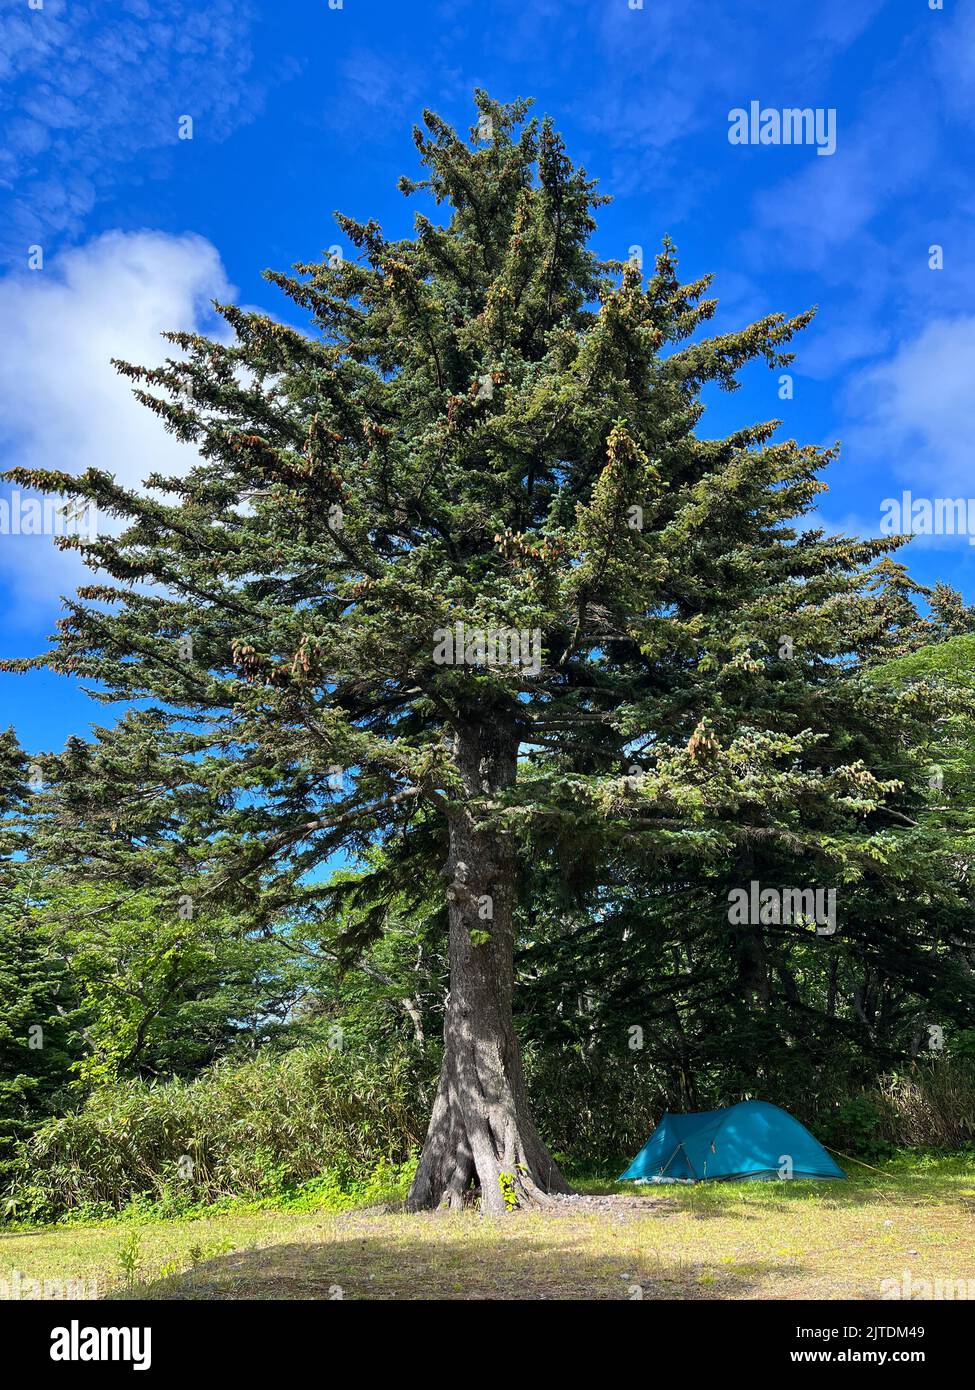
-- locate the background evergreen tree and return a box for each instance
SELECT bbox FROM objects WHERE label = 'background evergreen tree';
[0,730,77,1181]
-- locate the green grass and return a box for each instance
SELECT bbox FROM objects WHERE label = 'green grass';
[2,1153,973,1301]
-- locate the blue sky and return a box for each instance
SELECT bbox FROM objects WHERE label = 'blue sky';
[1,0,973,754]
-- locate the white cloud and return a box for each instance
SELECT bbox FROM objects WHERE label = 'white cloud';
[0,229,234,618]
[845,316,975,493]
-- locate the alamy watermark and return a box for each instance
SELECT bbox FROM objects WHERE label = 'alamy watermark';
[50,1320,151,1369]
[880,492,975,546]
[432,622,542,677]
[1,1269,100,1300]
[728,102,836,157]
[728,881,837,935]
[0,490,99,539]
[881,1268,975,1300]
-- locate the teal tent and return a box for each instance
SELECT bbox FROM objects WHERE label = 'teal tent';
[619,1100,845,1183]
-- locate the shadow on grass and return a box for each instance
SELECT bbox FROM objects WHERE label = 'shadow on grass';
[586,1172,975,1219]
[123,1220,807,1302]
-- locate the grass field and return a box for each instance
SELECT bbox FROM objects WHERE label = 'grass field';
[3,1155,974,1301]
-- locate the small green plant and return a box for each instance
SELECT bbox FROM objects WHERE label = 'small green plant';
[116,1227,143,1285]
[188,1237,235,1264]
[498,1171,519,1211]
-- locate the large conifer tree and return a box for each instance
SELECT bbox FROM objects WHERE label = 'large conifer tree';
[5,95,948,1211]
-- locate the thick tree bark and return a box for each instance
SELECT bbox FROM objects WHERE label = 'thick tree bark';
[407,717,571,1214]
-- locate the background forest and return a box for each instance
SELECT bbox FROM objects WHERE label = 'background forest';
[3,589,975,1221]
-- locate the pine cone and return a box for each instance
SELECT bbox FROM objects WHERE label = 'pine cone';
[687,719,720,762]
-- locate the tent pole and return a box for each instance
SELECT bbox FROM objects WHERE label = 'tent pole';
[660,1141,683,1177]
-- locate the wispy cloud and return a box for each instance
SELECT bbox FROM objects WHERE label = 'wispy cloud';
[0,0,270,265]
[576,0,891,200]
[742,3,971,380]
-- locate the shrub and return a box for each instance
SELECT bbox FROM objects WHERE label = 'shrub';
[873,1059,975,1150]
[813,1094,891,1158]
[3,1044,431,1223]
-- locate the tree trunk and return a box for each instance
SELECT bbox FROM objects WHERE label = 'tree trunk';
[407,717,571,1214]
[732,853,771,1010]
